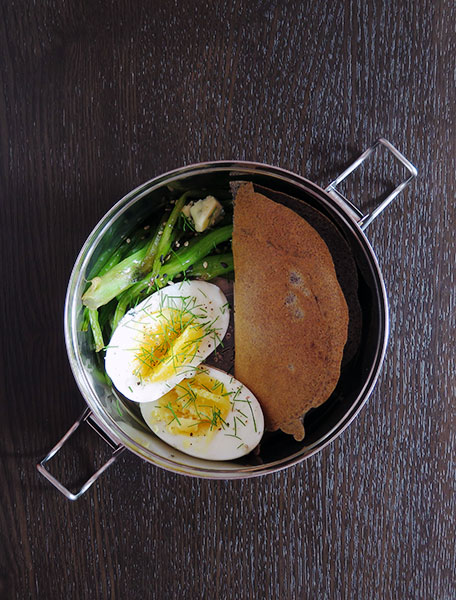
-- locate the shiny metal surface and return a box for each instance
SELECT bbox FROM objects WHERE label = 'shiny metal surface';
[325,138,418,230]
[39,141,417,494]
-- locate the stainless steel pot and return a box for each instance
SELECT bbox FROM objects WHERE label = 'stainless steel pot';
[37,138,417,499]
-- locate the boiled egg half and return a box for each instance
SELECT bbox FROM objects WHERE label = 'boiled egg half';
[105,280,230,403]
[140,365,264,460]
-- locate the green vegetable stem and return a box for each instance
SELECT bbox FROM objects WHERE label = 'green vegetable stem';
[82,246,147,310]
[148,191,193,275]
[185,253,234,280]
[82,191,197,311]
[88,308,105,352]
[111,224,233,330]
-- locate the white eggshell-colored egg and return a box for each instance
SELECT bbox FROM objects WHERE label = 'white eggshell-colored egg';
[105,280,230,403]
[140,365,264,461]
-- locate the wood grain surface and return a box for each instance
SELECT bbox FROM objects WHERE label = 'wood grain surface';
[1,1,455,598]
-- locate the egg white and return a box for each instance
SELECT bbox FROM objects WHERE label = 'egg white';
[139,365,264,461]
[105,280,230,403]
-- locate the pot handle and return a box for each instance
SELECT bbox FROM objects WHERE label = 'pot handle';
[36,408,125,501]
[325,138,417,231]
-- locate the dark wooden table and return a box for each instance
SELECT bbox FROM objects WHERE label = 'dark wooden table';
[1,1,454,598]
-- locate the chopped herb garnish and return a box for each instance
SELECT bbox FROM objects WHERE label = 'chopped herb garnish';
[165,402,181,426]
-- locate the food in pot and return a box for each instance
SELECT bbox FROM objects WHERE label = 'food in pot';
[105,280,230,403]
[82,179,350,458]
[232,182,349,441]
[81,190,234,352]
[140,365,264,460]
[80,189,264,462]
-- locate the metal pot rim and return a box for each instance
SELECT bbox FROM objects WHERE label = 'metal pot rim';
[65,159,389,477]
[38,140,417,499]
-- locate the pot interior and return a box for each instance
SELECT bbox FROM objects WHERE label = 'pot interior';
[66,163,387,478]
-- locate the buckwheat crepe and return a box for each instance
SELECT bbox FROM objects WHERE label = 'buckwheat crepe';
[232,182,349,441]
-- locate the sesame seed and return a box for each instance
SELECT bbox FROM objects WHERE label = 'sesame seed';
[184,241,189,247]
[203,261,208,269]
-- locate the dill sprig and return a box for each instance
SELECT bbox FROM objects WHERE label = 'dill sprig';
[165,402,182,426]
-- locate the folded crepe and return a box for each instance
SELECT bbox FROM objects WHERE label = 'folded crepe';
[232,182,349,441]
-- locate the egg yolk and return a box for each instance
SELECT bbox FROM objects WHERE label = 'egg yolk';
[133,308,205,383]
[149,372,231,440]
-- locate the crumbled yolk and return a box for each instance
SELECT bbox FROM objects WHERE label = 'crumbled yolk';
[150,372,231,439]
[134,308,204,382]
